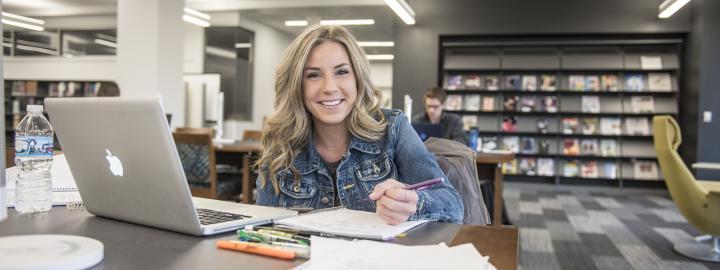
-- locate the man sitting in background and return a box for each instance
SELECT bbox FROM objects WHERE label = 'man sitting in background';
[412,87,468,145]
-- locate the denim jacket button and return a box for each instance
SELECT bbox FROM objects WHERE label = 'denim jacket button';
[293,185,301,193]
[321,197,330,204]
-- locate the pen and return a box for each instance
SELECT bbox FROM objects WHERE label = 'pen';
[246,225,336,238]
[216,240,296,260]
[238,229,309,245]
[258,229,311,243]
[361,177,445,202]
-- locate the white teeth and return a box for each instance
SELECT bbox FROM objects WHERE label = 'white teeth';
[319,99,342,106]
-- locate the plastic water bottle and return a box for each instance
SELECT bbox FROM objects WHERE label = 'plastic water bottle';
[14,104,54,214]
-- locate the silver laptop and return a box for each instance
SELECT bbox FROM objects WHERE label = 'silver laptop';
[45,97,296,236]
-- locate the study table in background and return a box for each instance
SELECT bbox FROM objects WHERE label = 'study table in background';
[215,140,263,203]
[475,152,516,226]
[0,207,519,270]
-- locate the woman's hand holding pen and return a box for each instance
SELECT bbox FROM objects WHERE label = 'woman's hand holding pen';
[369,179,418,225]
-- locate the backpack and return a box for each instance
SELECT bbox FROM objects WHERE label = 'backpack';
[424,137,491,224]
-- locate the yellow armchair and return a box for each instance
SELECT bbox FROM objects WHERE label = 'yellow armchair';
[653,115,720,262]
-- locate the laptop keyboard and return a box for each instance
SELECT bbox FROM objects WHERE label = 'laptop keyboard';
[196,208,252,225]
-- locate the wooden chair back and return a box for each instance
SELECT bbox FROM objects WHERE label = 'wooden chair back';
[242,130,263,142]
[172,132,218,199]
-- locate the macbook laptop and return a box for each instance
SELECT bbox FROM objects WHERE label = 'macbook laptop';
[412,123,443,141]
[45,97,297,236]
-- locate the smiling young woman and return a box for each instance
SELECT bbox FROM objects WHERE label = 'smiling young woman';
[255,24,464,225]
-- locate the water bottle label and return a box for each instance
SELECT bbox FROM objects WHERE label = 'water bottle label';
[15,136,54,157]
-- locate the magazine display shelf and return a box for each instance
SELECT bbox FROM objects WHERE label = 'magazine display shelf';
[439,35,682,187]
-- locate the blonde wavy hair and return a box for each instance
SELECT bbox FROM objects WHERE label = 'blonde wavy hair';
[257,24,387,194]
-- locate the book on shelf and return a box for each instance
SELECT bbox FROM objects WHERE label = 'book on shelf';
[538,139,552,154]
[521,137,537,154]
[502,159,518,175]
[479,136,498,152]
[600,139,618,157]
[581,117,598,135]
[537,158,555,176]
[519,96,536,112]
[48,82,60,97]
[625,117,651,135]
[11,81,26,96]
[563,160,579,177]
[539,96,557,112]
[11,100,21,114]
[580,139,598,156]
[485,75,499,90]
[464,75,482,89]
[601,75,619,91]
[502,136,520,153]
[463,94,481,111]
[503,95,518,111]
[522,75,537,91]
[647,73,672,91]
[581,96,601,113]
[461,115,478,131]
[446,74,463,90]
[633,160,659,180]
[501,116,518,132]
[602,162,617,179]
[585,76,600,92]
[631,96,655,113]
[536,119,550,134]
[25,81,38,96]
[504,74,521,90]
[562,117,579,134]
[563,139,580,156]
[581,161,599,178]
[482,96,495,111]
[569,75,586,91]
[600,117,622,135]
[519,158,537,176]
[445,95,463,111]
[57,82,67,97]
[540,75,557,91]
[624,74,645,91]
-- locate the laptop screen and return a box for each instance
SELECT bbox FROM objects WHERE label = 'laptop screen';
[412,123,442,141]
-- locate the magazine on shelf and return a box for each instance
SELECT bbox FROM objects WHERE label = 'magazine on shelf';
[521,137,538,154]
[569,75,586,91]
[519,158,538,176]
[445,95,463,111]
[519,96,536,112]
[540,75,557,91]
[539,96,557,112]
[25,81,38,96]
[562,117,579,134]
[624,74,645,91]
[502,160,518,174]
[502,116,518,132]
[604,162,618,179]
[600,117,622,135]
[581,96,601,113]
[581,161,599,178]
[536,119,550,134]
[11,81,26,96]
[537,158,555,176]
[640,56,663,70]
[585,76,600,92]
[464,75,482,89]
[446,74,463,90]
[563,139,580,156]
[631,96,655,113]
[463,94,481,111]
[485,75,500,90]
[522,75,537,91]
[538,139,552,154]
[581,117,599,135]
[563,160,579,177]
[647,73,672,91]
[503,96,518,111]
[462,115,478,131]
[502,136,520,153]
[601,75,619,91]
[633,160,659,180]
[580,139,598,156]
[482,96,495,111]
[600,139,618,157]
[625,117,651,135]
[504,74,521,90]
[479,136,498,152]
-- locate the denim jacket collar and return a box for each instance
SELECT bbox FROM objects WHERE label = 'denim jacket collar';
[293,131,382,174]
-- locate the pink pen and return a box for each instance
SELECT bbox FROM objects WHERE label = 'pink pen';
[362,178,444,202]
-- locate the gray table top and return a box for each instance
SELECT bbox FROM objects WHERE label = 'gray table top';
[0,207,461,270]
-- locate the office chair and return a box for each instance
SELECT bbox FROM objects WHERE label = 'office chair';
[653,115,720,262]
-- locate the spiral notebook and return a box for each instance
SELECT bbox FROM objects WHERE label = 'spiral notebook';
[274,207,429,240]
[4,154,82,207]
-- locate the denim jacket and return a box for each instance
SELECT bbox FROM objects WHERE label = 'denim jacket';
[256,109,464,223]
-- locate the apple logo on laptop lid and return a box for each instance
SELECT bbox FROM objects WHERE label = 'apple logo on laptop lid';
[105,149,124,176]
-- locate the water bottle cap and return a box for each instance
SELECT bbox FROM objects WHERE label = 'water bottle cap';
[27,104,44,112]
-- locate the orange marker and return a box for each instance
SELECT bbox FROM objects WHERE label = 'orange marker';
[216,240,296,260]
